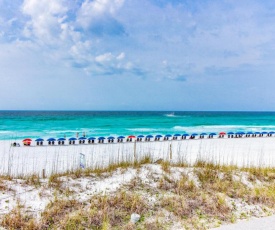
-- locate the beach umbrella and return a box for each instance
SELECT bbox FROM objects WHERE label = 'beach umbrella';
[209,133,217,135]
[219,132,226,135]
[174,134,181,137]
[35,138,44,142]
[57,138,66,141]
[118,136,125,139]
[128,135,136,138]
[47,138,56,141]
[182,134,189,136]
[156,135,163,138]
[191,133,198,136]
[23,138,32,145]
[261,131,268,134]
[88,137,96,140]
[269,131,275,134]
[146,135,154,138]
[165,134,172,137]
[23,138,32,142]
[78,137,87,140]
[254,132,260,135]
[107,136,115,140]
[69,137,77,141]
[137,135,144,138]
[98,137,105,140]
[227,132,234,135]
[246,132,254,135]
[200,133,207,136]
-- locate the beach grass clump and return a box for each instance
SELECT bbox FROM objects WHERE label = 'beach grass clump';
[25,174,41,187]
[1,205,38,229]
[39,190,148,229]
[40,198,82,229]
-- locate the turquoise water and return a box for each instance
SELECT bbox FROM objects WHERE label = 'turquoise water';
[1,111,275,140]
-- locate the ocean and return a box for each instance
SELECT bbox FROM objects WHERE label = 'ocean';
[1,111,275,140]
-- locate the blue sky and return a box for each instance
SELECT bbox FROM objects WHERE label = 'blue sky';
[0,0,275,110]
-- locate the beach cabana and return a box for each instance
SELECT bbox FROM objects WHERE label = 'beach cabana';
[173,134,181,140]
[208,133,216,138]
[190,133,198,139]
[88,137,96,144]
[137,135,144,142]
[117,136,125,143]
[98,137,105,143]
[268,131,275,137]
[107,136,115,143]
[227,132,234,138]
[246,132,253,137]
[35,138,44,146]
[127,135,136,142]
[164,134,172,140]
[199,133,207,139]
[57,138,66,145]
[47,138,56,145]
[69,137,77,145]
[23,138,32,146]
[145,135,153,141]
[219,132,226,138]
[261,131,268,137]
[78,137,86,144]
[181,134,189,140]
[235,132,245,138]
[155,135,162,141]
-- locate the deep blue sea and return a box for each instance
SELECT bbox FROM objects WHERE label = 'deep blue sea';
[1,111,275,140]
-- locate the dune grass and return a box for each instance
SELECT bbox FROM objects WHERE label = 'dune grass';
[1,156,275,229]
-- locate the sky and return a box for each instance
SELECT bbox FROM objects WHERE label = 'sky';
[0,0,275,111]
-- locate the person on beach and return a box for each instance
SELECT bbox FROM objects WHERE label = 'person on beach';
[76,132,79,138]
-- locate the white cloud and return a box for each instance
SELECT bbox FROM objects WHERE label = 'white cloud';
[116,52,125,60]
[95,52,114,62]
[22,0,68,44]
[77,0,125,28]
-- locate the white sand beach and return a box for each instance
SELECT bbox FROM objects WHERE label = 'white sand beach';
[2,136,275,177]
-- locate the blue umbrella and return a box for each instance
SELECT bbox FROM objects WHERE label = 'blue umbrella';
[146,135,154,138]
[269,131,275,134]
[69,137,77,141]
[35,138,44,142]
[107,136,115,140]
[118,136,125,139]
[58,138,66,141]
[261,131,268,134]
[88,137,96,140]
[137,135,144,138]
[174,134,181,137]
[156,135,163,138]
[78,137,87,140]
[47,138,56,141]
[200,133,207,136]
[227,132,234,135]
[254,132,260,134]
[165,134,172,137]
[182,134,189,136]
[209,133,217,135]
[98,137,105,140]
[246,132,254,135]
[191,133,198,136]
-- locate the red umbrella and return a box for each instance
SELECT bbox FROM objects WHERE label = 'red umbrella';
[128,135,136,138]
[23,138,32,142]
[219,132,226,135]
